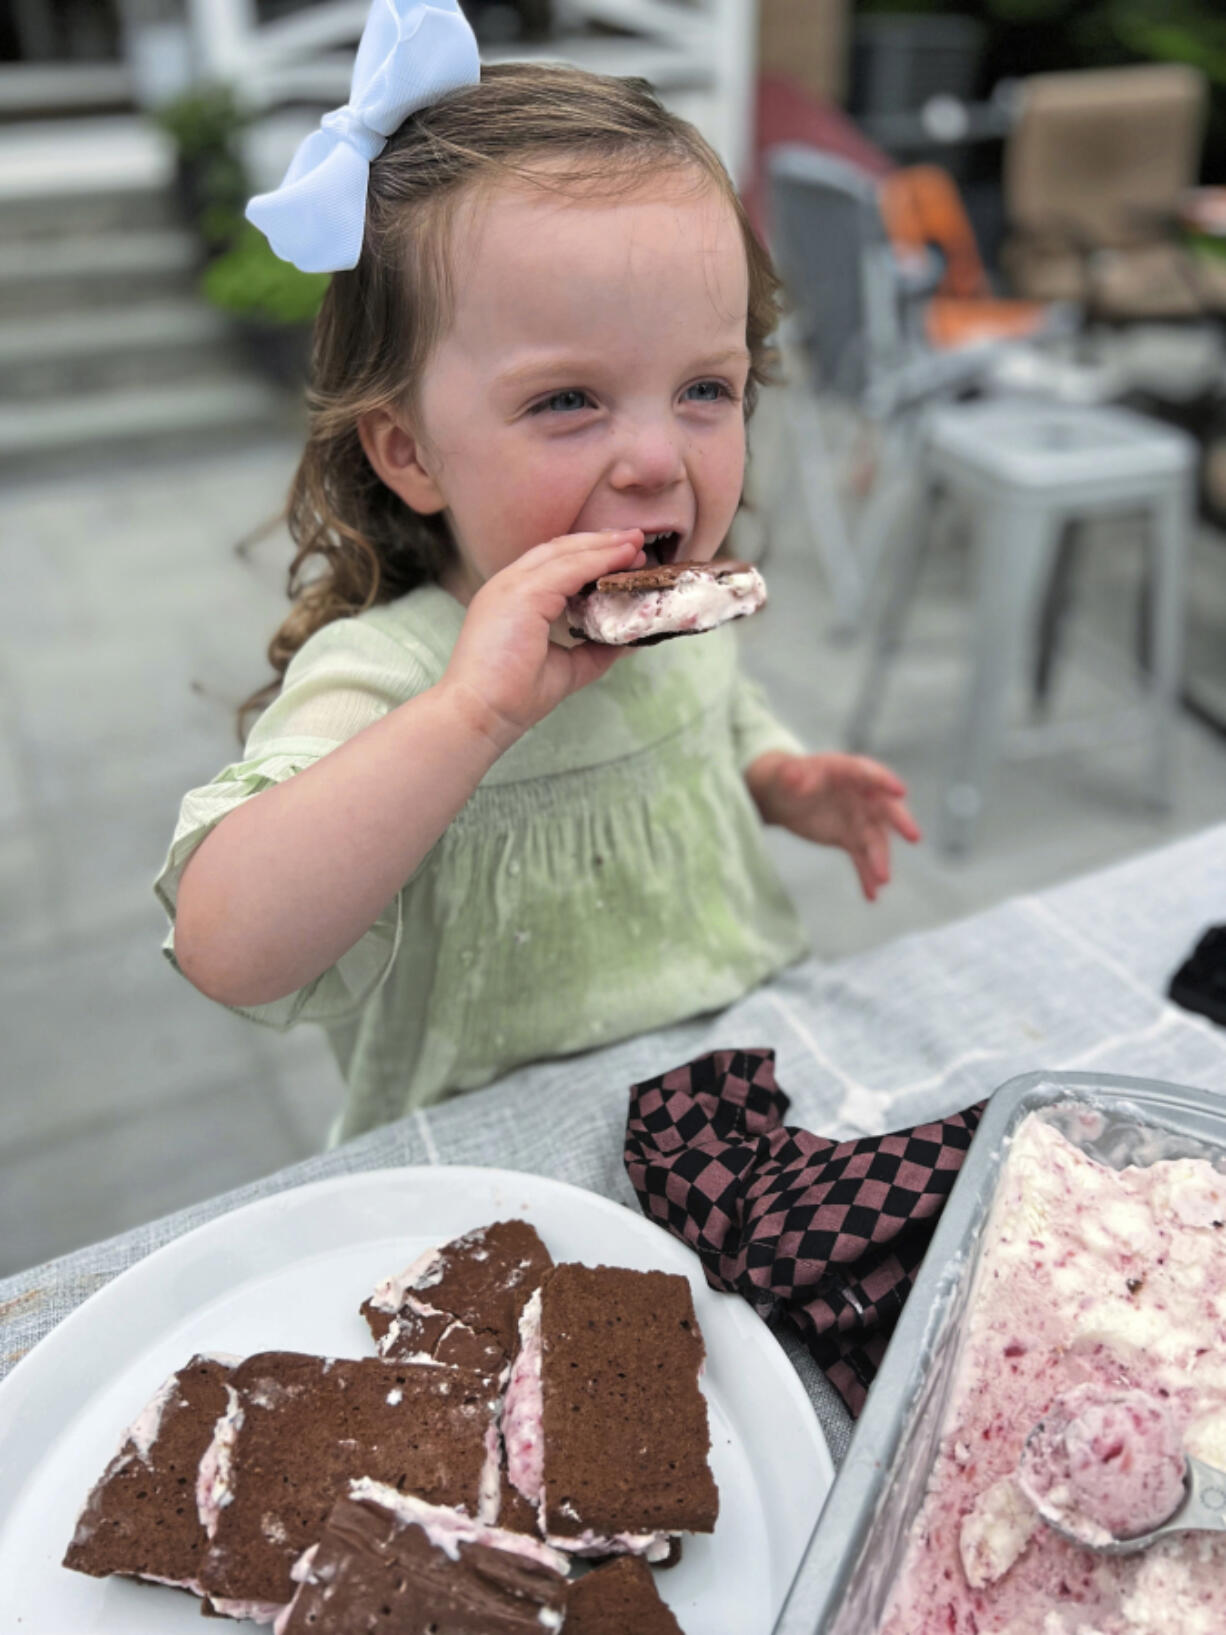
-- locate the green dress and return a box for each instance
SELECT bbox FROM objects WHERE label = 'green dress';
[155,584,809,1143]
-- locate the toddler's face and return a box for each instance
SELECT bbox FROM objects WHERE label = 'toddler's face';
[409,169,752,602]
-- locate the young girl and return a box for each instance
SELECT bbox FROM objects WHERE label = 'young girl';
[157,13,919,1145]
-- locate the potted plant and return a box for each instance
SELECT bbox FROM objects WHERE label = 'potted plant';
[200,223,331,388]
[153,83,250,258]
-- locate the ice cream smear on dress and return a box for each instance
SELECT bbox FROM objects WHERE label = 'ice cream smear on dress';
[567,560,766,646]
[878,1111,1226,1634]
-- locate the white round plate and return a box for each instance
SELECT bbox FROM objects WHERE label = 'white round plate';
[0,1167,832,1635]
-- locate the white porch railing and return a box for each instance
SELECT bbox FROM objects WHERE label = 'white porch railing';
[184,0,758,185]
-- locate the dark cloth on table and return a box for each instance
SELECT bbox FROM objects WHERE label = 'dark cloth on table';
[1169,924,1226,1028]
[624,1048,984,1415]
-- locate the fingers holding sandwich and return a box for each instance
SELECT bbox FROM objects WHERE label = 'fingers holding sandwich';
[442,531,646,749]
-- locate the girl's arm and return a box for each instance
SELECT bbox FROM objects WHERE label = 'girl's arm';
[174,530,644,1008]
[729,667,805,770]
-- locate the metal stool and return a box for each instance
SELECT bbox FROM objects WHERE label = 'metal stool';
[846,400,1196,854]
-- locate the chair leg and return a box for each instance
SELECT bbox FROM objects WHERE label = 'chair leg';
[1144,478,1189,808]
[853,423,924,629]
[788,389,866,636]
[745,386,793,562]
[844,482,938,753]
[1032,519,1081,713]
[1135,531,1152,679]
[941,500,1061,856]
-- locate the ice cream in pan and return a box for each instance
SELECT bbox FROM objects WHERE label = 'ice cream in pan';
[1019,1385,1226,1555]
[1018,1384,1190,1547]
[878,1113,1226,1633]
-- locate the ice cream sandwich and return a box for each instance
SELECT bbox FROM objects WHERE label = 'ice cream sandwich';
[63,1354,236,1600]
[195,1351,502,1620]
[567,560,766,646]
[361,1220,553,1378]
[565,1555,687,1632]
[275,1480,569,1634]
[502,1264,719,1562]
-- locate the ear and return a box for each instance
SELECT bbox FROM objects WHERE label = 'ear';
[358,408,446,515]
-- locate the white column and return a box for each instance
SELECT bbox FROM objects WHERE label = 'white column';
[185,0,258,82]
[705,0,759,189]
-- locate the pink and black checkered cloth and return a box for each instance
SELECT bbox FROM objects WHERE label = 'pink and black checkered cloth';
[624,1048,984,1415]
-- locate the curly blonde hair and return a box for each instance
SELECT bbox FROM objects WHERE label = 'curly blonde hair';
[241,61,784,732]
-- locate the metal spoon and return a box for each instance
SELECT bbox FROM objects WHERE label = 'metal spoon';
[1026,1446,1226,1556]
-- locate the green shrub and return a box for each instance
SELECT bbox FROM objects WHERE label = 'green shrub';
[155,82,251,246]
[153,83,247,162]
[200,223,330,325]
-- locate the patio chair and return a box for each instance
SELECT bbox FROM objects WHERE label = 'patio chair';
[844,399,1195,855]
[878,163,1056,351]
[1002,64,1226,322]
[762,144,1004,632]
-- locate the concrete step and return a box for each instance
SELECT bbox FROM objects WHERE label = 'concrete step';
[0,62,135,120]
[0,299,244,400]
[0,226,200,317]
[0,116,173,225]
[0,180,180,238]
[0,116,289,468]
[0,377,296,478]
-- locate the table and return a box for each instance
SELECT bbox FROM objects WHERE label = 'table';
[4,825,1225,1464]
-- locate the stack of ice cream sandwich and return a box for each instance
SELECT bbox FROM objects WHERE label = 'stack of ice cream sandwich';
[63,1220,716,1632]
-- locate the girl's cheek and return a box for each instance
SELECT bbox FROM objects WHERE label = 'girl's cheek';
[498,489,582,554]
[692,425,745,505]
[504,453,595,529]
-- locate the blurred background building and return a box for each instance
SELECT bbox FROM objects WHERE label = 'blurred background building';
[3,0,1226,1275]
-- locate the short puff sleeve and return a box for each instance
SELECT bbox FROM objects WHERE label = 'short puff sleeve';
[154,612,433,1029]
[730,666,806,771]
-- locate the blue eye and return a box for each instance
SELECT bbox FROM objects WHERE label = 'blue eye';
[532,389,592,415]
[685,380,731,403]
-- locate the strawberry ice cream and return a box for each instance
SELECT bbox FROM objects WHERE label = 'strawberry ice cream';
[566,560,765,645]
[1018,1385,1187,1545]
[878,1112,1226,1634]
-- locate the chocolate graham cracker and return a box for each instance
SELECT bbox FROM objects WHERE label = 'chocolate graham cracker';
[362,1219,553,1376]
[566,1555,687,1633]
[536,1265,718,1548]
[278,1480,570,1634]
[63,1354,234,1594]
[197,1352,500,1615]
[497,1472,547,1539]
[585,559,755,594]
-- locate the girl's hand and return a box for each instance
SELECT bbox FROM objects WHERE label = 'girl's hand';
[441,530,646,751]
[748,751,922,901]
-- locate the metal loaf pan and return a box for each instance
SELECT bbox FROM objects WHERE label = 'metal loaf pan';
[771,1069,1226,1635]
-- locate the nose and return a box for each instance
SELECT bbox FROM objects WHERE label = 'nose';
[607,413,686,494]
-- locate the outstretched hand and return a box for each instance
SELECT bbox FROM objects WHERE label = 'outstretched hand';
[748,751,922,900]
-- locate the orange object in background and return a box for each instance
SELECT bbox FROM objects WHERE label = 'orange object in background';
[879,163,1049,349]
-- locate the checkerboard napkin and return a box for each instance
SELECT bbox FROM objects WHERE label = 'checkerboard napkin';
[624,1048,984,1414]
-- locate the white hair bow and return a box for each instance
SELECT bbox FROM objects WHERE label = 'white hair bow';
[246,0,481,274]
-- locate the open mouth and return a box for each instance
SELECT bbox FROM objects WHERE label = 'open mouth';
[641,530,683,567]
